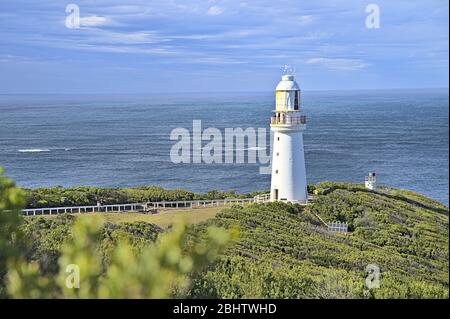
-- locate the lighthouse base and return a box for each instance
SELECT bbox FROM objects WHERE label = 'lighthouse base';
[270,129,308,203]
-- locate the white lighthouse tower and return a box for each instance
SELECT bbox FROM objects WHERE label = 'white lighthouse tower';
[270,74,308,203]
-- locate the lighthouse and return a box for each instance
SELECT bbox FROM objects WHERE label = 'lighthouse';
[270,74,308,203]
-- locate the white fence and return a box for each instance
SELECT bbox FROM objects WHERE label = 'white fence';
[254,193,271,202]
[327,221,349,233]
[21,198,260,217]
[20,193,322,217]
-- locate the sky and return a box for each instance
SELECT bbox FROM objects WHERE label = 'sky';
[0,0,448,94]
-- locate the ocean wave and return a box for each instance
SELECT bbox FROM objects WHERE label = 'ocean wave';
[18,149,51,153]
[18,148,72,153]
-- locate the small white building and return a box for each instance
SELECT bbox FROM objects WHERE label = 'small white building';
[270,74,308,203]
[365,172,377,191]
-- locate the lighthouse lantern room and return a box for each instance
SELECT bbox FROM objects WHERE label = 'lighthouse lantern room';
[270,74,308,203]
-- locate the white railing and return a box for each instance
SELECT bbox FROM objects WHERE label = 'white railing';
[327,221,349,233]
[21,198,257,217]
[254,193,271,202]
[270,112,306,125]
[21,194,317,217]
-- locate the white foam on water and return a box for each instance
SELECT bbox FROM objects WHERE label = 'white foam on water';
[18,147,72,153]
[18,149,51,153]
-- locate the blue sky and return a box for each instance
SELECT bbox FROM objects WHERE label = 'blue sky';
[0,0,448,93]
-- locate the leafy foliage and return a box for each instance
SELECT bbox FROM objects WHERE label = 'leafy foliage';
[23,186,265,209]
[1,166,236,299]
[187,183,449,299]
[8,217,236,298]
[0,168,25,297]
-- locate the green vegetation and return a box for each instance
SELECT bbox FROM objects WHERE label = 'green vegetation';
[8,218,236,298]
[1,166,448,299]
[188,182,448,298]
[23,186,263,209]
[0,169,236,298]
[0,168,25,298]
[80,207,223,228]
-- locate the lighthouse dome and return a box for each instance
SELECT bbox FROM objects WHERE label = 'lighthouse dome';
[276,75,300,91]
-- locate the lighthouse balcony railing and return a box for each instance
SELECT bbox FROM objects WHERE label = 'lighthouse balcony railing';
[270,113,306,125]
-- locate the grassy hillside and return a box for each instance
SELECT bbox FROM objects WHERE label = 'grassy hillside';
[187,182,448,299]
[18,182,449,299]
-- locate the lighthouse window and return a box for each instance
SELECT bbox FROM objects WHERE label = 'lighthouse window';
[275,170,279,174]
[277,137,280,141]
[294,91,299,110]
[276,152,279,156]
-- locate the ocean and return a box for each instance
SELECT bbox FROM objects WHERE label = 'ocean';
[0,89,448,205]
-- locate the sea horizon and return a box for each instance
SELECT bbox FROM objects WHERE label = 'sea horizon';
[1,87,448,97]
[1,89,448,205]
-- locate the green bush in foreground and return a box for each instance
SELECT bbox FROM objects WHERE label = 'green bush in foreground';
[0,167,237,299]
[0,168,25,297]
[8,219,236,298]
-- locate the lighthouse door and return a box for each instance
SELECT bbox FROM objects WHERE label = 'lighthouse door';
[274,189,279,200]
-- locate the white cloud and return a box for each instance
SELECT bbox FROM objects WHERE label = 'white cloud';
[73,44,176,56]
[170,29,260,41]
[207,6,225,16]
[72,28,163,45]
[93,30,160,44]
[297,15,314,26]
[80,16,113,27]
[103,5,149,15]
[306,58,369,70]
[184,56,246,65]
[0,54,33,64]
